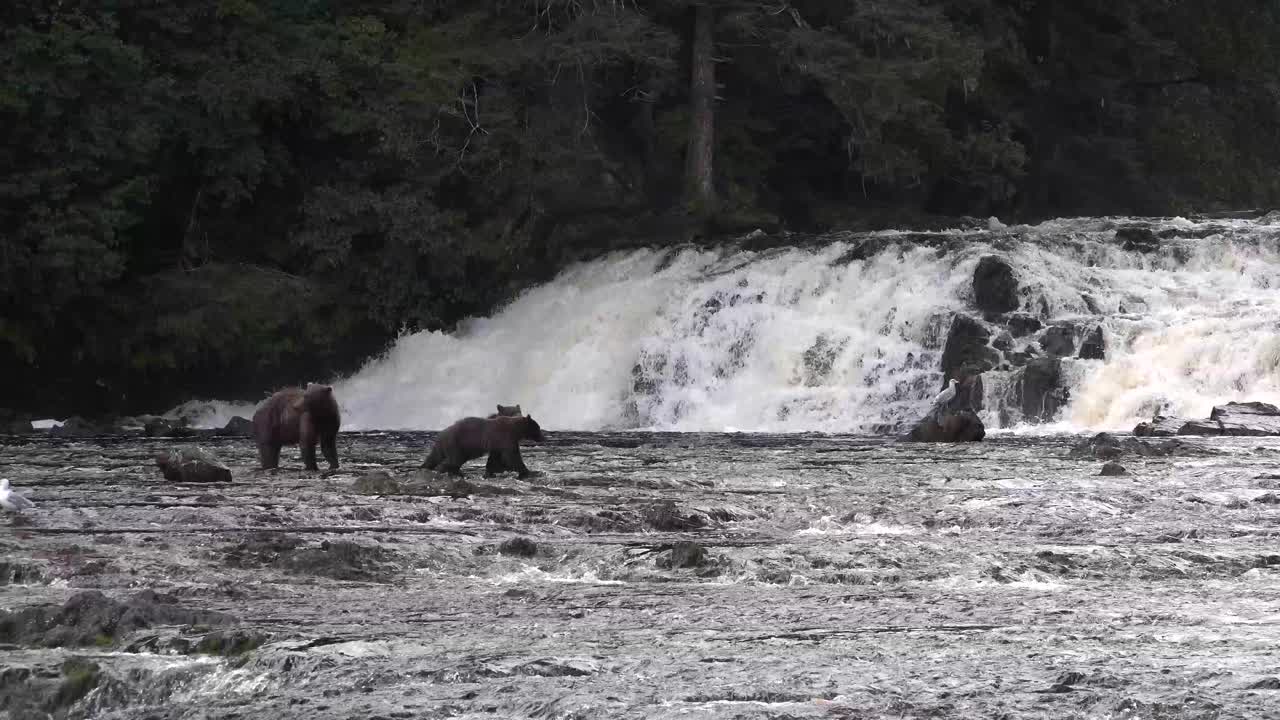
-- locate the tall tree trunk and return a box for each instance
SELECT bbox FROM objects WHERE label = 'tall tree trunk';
[684,3,716,216]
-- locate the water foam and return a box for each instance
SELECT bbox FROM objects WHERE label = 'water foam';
[181,216,1280,433]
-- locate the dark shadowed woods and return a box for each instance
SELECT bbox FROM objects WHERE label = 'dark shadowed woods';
[2,0,1279,416]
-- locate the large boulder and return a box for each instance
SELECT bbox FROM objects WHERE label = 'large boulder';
[1005,313,1043,338]
[1015,357,1069,422]
[1133,415,1186,437]
[1078,326,1106,360]
[1116,226,1160,253]
[1039,325,1076,356]
[903,407,986,443]
[155,447,233,484]
[1211,401,1280,436]
[941,315,1000,382]
[972,256,1019,313]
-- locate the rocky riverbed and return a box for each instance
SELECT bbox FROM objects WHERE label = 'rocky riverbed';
[3,430,1280,719]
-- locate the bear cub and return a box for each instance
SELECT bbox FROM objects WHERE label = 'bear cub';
[252,383,341,471]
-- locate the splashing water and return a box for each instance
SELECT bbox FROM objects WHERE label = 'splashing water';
[180,215,1280,433]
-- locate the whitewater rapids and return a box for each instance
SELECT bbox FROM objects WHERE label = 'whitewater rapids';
[182,215,1280,433]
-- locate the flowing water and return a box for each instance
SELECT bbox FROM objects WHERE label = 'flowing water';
[10,215,1280,718]
[3,431,1280,719]
[173,214,1280,435]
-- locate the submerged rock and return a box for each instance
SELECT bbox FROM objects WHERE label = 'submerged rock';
[0,590,237,648]
[1100,462,1128,476]
[352,471,400,495]
[1116,226,1161,253]
[155,447,232,484]
[499,536,539,557]
[658,542,709,569]
[972,255,1019,313]
[1069,432,1197,459]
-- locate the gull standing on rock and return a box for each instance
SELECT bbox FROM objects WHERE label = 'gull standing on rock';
[932,378,958,409]
[0,478,35,513]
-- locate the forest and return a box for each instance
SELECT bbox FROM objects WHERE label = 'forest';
[2,0,1279,416]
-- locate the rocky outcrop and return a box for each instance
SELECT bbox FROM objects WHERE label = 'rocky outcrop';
[1100,461,1128,476]
[1015,357,1069,422]
[1005,313,1043,337]
[155,447,233,484]
[1039,325,1076,356]
[0,590,237,648]
[903,406,986,442]
[1078,326,1106,360]
[1115,226,1160,253]
[222,416,254,437]
[1068,432,1199,459]
[941,315,1000,381]
[972,255,1019,313]
[1133,401,1280,437]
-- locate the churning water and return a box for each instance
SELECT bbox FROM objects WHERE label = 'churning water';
[181,215,1280,433]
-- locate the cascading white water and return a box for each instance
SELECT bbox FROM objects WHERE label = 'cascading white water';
[181,215,1280,433]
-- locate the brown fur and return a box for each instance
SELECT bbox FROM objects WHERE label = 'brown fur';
[422,415,544,478]
[487,404,522,419]
[252,384,341,470]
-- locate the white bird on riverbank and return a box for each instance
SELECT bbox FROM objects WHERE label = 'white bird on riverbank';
[0,478,35,513]
[932,378,958,409]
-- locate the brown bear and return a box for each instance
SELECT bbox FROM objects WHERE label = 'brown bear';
[488,404,522,419]
[422,414,544,478]
[252,383,341,471]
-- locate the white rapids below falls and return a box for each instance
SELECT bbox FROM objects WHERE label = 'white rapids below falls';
[177,214,1280,434]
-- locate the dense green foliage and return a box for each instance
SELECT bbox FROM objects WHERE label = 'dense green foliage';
[2,0,1278,415]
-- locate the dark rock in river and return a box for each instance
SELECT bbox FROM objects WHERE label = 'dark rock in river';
[1100,462,1128,476]
[49,416,107,437]
[277,540,399,582]
[1133,415,1186,437]
[0,590,237,648]
[1005,313,1043,338]
[941,315,1000,381]
[1069,432,1196,459]
[155,447,232,484]
[1116,226,1161,253]
[144,416,179,437]
[902,401,986,443]
[1015,357,1068,422]
[658,542,708,569]
[1039,325,1076,356]
[221,415,254,437]
[1078,326,1106,360]
[352,471,400,495]
[972,255,1019,313]
[1141,401,1280,437]
[499,537,539,557]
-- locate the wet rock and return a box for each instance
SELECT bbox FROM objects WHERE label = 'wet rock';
[1247,677,1280,690]
[48,416,107,437]
[1210,401,1280,436]
[1069,432,1197,459]
[940,315,1000,381]
[221,416,254,437]
[1039,325,1076,356]
[902,402,986,443]
[352,471,400,495]
[144,416,177,437]
[193,628,268,656]
[1016,357,1069,422]
[499,537,539,557]
[346,506,381,521]
[1254,493,1280,504]
[992,331,1014,351]
[0,409,34,435]
[1116,226,1161,252]
[1133,415,1185,437]
[271,540,399,582]
[1100,462,1128,476]
[0,561,44,585]
[972,255,1019,313]
[401,471,520,498]
[659,542,708,569]
[642,502,709,531]
[1078,326,1106,360]
[223,532,305,569]
[1006,313,1043,338]
[155,447,232,484]
[1177,419,1224,435]
[0,590,237,648]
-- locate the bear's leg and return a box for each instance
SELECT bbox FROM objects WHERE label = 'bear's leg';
[258,442,281,470]
[505,446,533,479]
[300,416,319,471]
[321,431,339,470]
[484,451,503,478]
[422,445,442,470]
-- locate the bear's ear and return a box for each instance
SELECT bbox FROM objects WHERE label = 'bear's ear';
[496,404,503,413]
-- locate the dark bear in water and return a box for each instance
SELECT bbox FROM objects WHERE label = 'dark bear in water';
[423,415,544,478]
[488,404,522,419]
[252,384,341,471]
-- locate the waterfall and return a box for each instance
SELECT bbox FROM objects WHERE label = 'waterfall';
[181,215,1280,433]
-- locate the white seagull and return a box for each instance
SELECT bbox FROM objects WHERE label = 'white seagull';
[0,478,35,513]
[932,378,959,408]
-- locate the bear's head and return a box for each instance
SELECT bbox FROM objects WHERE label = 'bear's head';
[302,383,335,409]
[496,404,522,417]
[523,415,545,442]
